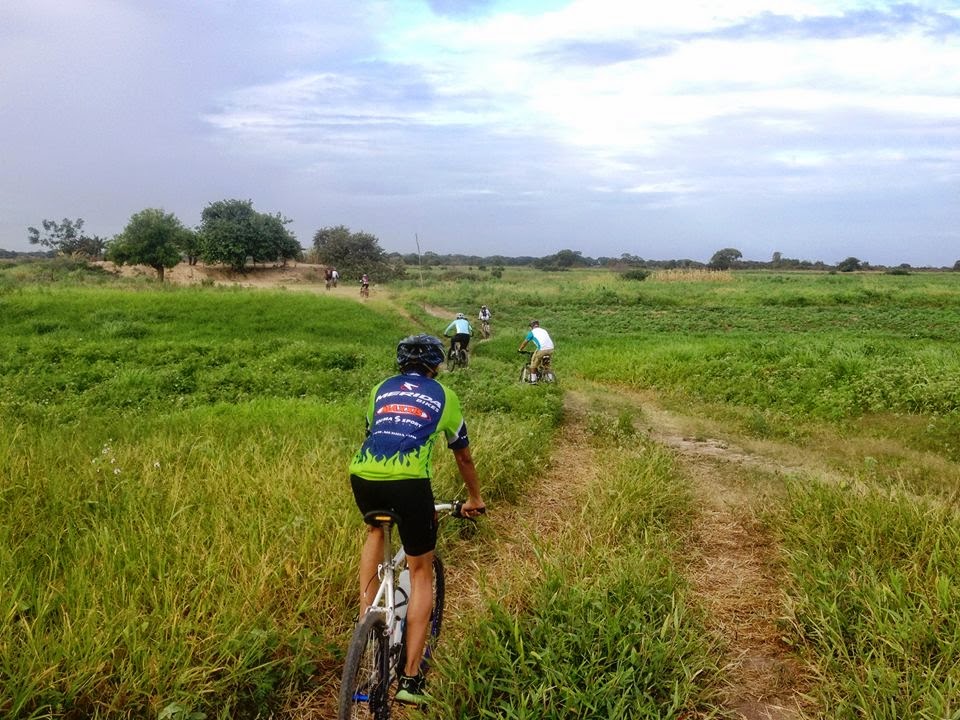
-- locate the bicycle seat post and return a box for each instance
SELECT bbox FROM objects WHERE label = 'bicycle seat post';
[363,510,401,617]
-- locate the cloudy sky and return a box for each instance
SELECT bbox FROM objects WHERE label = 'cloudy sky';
[2,0,958,266]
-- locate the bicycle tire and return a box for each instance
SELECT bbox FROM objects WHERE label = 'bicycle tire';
[449,347,466,370]
[339,613,390,720]
[397,555,446,674]
[519,365,531,383]
[543,370,556,383]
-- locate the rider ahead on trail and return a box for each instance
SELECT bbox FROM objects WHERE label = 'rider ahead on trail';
[443,313,473,357]
[518,320,554,384]
[478,305,491,324]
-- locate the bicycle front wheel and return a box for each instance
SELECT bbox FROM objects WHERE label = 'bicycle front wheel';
[519,365,531,383]
[339,613,390,720]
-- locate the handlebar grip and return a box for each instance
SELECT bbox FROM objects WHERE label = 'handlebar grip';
[451,501,486,519]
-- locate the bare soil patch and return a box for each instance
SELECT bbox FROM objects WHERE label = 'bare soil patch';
[95,260,350,291]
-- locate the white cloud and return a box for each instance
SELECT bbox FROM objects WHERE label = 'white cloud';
[1,0,958,265]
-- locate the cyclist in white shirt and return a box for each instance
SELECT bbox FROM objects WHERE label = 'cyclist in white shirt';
[518,320,554,384]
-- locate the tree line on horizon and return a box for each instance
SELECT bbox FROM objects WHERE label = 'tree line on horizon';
[8,204,960,276]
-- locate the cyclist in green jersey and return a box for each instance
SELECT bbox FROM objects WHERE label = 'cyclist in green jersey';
[349,334,485,705]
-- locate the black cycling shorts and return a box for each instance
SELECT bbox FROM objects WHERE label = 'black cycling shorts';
[350,475,437,556]
[451,333,471,349]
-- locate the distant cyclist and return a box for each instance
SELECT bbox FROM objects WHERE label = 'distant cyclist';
[331,268,339,287]
[518,319,554,384]
[360,273,370,296]
[443,312,474,359]
[478,305,492,337]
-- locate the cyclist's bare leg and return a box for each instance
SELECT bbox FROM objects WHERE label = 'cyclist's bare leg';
[359,525,384,614]
[402,550,435,676]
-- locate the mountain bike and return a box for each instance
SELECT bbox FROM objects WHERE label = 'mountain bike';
[518,350,555,384]
[360,284,370,298]
[446,340,468,370]
[480,319,491,339]
[338,501,482,720]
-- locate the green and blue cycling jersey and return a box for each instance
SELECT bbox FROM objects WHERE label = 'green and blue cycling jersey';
[349,373,469,481]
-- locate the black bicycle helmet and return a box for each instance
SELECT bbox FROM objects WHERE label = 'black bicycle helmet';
[396,334,445,371]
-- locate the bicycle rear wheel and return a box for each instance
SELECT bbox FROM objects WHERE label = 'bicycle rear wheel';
[339,613,390,720]
[543,370,556,383]
[397,555,446,674]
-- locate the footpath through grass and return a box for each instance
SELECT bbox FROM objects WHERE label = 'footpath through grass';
[424,407,722,719]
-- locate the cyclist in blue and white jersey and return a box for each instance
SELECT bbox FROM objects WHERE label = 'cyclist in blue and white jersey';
[349,335,485,705]
[518,319,555,384]
[443,312,473,359]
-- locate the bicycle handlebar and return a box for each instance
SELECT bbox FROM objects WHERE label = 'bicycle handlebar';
[436,500,487,519]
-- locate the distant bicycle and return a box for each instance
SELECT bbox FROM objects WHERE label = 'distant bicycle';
[518,350,555,384]
[360,284,370,299]
[447,341,468,370]
[480,320,491,339]
[338,501,483,720]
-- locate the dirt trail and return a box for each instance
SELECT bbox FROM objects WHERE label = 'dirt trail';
[451,383,812,719]
[564,387,813,719]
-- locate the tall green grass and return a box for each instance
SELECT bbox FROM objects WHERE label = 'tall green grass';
[0,282,559,717]
[6,265,960,718]
[425,420,721,719]
[773,480,960,719]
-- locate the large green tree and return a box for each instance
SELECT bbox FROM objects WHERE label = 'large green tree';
[199,199,301,272]
[27,217,106,258]
[708,247,742,270]
[312,225,404,281]
[534,248,591,271]
[106,208,186,281]
[837,256,863,272]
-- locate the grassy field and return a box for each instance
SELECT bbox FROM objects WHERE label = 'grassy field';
[2,259,959,718]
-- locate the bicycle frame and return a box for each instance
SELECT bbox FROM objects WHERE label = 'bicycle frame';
[363,502,458,671]
[518,350,553,383]
[341,500,479,718]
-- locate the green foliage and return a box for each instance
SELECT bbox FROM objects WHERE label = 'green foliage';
[773,481,960,718]
[106,208,186,280]
[837,256,863,272]
[428,440,719,719]
[4,264,960,717]
[0,280,557,715]
[312,225,405,281]
[27,217,106,258]
[533,248,589,271]
[620,268,649,281]
[199,199,300,272]
[0,258,114,290]
[708,247,741,270]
